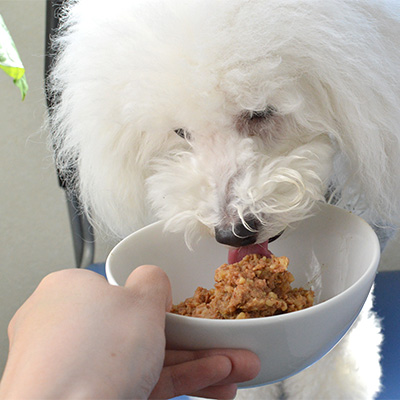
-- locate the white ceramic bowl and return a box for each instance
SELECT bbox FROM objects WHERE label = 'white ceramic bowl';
[106,203,380,388]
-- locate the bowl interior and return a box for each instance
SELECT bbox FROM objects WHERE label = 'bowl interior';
[106,203,380,305]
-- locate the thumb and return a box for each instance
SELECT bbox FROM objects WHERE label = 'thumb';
[124,265,173,313]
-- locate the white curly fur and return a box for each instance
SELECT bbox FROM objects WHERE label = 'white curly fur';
[48,1,400,398]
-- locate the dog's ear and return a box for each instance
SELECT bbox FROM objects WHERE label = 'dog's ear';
[48,60,177,238]
[50,112,161,238]
[48,0,203,238]
[46,1,184,238]
[288,3,400,229]
[324,74,400,227]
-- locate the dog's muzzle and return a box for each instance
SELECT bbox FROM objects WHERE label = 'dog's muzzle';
[215,218,258,247]
[214,218,284,247]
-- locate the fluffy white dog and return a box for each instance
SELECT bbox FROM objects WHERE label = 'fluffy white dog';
[49,1,400,398]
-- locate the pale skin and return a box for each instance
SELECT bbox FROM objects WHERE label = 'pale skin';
[0,265,260,399]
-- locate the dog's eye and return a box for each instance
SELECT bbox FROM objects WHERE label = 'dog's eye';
[236,105,278,138]
[247,105,276,121]
[175,128,185,138]
[174,128,191,140]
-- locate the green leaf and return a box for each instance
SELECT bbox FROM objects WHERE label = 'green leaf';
[0,14,28,100]
[14,73,29,100]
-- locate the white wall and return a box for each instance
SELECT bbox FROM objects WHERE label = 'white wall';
[0,0,399,377]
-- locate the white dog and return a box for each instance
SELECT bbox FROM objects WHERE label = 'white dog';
[49,1,400,398]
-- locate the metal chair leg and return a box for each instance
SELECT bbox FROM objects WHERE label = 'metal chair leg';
[66,192,95,268]
[46,0,96,269]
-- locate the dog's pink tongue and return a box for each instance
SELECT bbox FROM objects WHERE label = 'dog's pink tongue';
[228,240,272,264]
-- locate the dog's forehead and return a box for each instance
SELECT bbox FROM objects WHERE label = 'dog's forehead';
[116,3,287,105]
[78,0,374,137]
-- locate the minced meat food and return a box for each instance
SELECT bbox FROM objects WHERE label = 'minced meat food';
[171,254,314,319]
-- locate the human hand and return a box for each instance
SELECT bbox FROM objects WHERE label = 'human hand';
[0,266,260,399]
[150,348,260,399]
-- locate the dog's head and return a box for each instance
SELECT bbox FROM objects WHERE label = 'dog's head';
[51,0,400,253]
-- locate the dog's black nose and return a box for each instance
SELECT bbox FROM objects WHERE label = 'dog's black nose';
[215,218,259,247]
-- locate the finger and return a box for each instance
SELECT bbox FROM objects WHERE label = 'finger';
[163,348,249,366]
[190,383,238,399]
[164,349,261,384]
[217,349,261,386]
[124,265,172,313]
[150,354,233,399]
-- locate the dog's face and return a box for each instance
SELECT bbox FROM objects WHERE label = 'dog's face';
[152,123,335,250]
[53,0,400,245]
[120,3,338,248]
[140,44,336,248]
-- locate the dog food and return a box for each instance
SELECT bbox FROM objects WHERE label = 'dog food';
[171,254,314,319]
